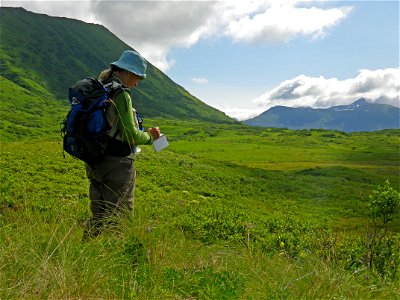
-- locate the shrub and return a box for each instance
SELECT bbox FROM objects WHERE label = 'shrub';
[369,180,400,230]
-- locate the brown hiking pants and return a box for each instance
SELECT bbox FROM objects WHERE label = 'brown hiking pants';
[84,156,136,237]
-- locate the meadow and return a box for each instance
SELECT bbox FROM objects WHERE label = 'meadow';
[1,120,399,299]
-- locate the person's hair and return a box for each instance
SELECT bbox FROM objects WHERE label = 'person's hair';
[98,65,125,82]
[98,68,112,82]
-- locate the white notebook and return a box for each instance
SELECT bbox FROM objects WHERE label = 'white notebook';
[153,134,169,152]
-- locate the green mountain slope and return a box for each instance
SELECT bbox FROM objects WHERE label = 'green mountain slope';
[0,76,67,141]
[0,7,234,127]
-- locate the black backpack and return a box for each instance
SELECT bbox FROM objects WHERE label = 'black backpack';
[61,77,123,165]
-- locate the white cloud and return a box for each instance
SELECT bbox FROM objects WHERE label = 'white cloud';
[223,2,352,43]
[1,0,353,71]
[214,106,265,121]
[192,77,208,84]
[253,68,400,110]
[91,1,217,71]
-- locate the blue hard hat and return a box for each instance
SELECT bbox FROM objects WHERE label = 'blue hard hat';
[111,50,147,79]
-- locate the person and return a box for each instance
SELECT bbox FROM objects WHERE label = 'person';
[83,50,160,239]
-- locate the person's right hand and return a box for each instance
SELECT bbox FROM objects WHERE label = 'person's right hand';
[147,127,161,139]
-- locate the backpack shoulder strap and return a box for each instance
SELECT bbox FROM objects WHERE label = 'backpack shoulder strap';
[102,79,129,99]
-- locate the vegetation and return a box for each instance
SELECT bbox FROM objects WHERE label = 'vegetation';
[369,180,400,230]
[1,122,399,299]
[1,6,399,299]
[0,7,234,123]
[0,76,68,141]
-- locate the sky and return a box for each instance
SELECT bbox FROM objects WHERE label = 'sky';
[1,0,399,120]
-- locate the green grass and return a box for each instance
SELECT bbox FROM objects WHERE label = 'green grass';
[1,123,399,298]
[1,7,399,298]
[0,76,69,142]
[164,122,399,179]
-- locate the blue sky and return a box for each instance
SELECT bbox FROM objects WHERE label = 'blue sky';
[2,1,399,120]
[167,1,399,119]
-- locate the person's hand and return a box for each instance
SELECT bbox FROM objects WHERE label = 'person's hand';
[147,127,161,139]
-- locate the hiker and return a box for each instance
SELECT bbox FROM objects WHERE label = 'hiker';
[84,50,160,238]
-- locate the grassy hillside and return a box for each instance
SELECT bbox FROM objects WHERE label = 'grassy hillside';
[1,123,399,298]
[0,76,68,141]
[0,7,234,123]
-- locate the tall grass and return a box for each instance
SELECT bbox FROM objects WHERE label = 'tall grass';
[2,205,399,299]
[1,126,399,298]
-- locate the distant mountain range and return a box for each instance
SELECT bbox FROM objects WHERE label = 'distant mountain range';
[245,98,400,132]
[0,7,234,140]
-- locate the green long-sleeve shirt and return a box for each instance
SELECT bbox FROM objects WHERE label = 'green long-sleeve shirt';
[106,86,153,146]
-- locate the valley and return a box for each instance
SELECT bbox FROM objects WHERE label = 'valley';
[1,123,399,298]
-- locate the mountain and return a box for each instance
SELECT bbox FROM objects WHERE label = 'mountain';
[244,98,400,132]
[0,7,234,140]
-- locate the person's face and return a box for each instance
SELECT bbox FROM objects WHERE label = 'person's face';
[119,71,142,88]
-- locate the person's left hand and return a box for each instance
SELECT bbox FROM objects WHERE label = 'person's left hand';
[147,127,161,139]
